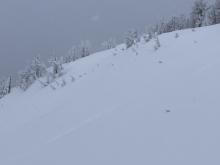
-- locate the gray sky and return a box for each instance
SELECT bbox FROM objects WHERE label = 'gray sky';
[0,0,197,78]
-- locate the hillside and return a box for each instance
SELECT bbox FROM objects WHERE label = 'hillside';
[1,24,220,165]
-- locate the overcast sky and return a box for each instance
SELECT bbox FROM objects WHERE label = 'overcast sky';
[0,0,199,78]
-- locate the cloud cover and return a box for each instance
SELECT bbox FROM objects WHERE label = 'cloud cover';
[0,0,199,78]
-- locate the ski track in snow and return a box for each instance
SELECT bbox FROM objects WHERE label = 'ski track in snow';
[47,107,116,144]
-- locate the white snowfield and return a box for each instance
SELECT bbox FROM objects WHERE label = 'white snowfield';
[1,24,220,165]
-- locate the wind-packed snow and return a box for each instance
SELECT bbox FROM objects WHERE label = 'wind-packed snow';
[1,25,220,165]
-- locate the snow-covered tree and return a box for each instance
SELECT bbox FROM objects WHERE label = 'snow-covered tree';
[45,72,54,85]
[190,0,207,27]
[175,15,188,30]
[208,0,220,25]
[6,76,12,94]
[0,78,6,99]
[157,21,167,34]
[42,57,63,85]
[18,67,35,90]
[125,29,140,49]
[30,56,46,79]
[0,77,11,98]
[79,40,91,58]
[143,33,152,43]
[154,33,161,51]
[165,17,180,32]
[102,38,116,50]
[177,15,189,29]
[48,57,63,77]
[207,5,217,25]
[17,56,46,91]
[63,55,72,64]
[215,0,220,23]
[150,15,188,35]
[144,26,154,41]
[64,45,81,63]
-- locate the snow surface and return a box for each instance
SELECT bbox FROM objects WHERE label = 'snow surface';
[1,25,220,165]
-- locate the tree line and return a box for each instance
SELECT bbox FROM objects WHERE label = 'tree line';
[0,0,220,99]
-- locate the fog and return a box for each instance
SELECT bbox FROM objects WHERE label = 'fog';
[0,0,197,78]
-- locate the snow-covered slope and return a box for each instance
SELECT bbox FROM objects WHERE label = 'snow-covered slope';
[1,25,220,165]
